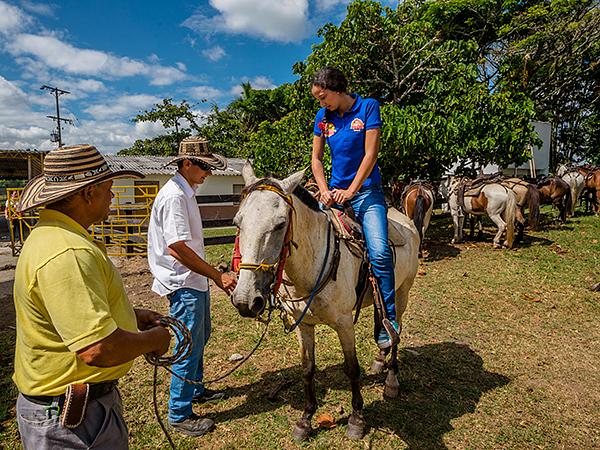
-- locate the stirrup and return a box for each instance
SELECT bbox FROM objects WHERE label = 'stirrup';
[382,319,400,347]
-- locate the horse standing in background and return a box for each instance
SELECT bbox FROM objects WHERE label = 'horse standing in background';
[585,168,600,213]
[557,164,587,217]
[537,176,572,222]
[500,177,540,243]
[401,181,435,256]
[442,176,517,248]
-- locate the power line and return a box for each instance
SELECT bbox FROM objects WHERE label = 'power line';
[40,85,73,147]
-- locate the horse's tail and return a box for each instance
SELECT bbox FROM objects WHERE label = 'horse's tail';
[526,184,540,229]
[413,193,426,245]
[504,189,517,248]
[563,186,573,220]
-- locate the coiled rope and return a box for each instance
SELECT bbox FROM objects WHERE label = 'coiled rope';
[145,312,272,449]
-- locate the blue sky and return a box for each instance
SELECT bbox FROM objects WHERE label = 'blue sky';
[0,0,395,153]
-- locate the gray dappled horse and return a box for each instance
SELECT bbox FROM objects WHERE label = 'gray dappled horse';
[441,176,517,248]
[557,164,587,217]
[231,162,419,442]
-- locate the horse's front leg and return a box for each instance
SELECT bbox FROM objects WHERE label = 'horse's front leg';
[451,210,464,243]
[292,324,316,442]
[336,323,365,440]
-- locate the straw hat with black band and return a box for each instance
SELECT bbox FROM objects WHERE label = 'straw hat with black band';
[18,144,144,213]
[167,136,227,170]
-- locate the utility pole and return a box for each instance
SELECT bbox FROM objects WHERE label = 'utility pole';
[40,85,73,147]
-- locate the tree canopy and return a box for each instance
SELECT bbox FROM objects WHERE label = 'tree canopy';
[119,0,599,178]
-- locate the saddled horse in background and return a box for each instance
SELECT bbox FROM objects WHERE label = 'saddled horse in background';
[537,176,572,222]
[401,181,435,256]
[442,176,517,248]
[500,177,540,243]
[585,168,600,213]
[231,162,420,441]
[557,164,587,217]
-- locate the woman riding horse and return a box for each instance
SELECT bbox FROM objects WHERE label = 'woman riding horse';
[310,67,399,349]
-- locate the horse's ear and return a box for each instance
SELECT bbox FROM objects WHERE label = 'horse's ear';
[242,160,258,186]
[280,169,306,195]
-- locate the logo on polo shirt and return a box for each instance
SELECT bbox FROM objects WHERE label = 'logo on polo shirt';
[318,121,337,138]
[351,118,365,131]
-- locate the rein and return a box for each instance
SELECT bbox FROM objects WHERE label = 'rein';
[235,182,341,329]
[145,313,273,449]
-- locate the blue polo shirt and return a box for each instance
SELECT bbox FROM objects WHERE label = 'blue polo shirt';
[313,94,382,190]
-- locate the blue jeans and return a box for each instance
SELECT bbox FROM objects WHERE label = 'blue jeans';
[167,288,211,423]
[348,185,396,321]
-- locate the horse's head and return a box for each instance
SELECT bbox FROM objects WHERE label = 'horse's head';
[230,162,305,318]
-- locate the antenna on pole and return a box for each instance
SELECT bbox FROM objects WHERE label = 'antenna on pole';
[40,85,73,147]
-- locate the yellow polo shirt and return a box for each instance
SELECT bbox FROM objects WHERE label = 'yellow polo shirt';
[13,209,137,396]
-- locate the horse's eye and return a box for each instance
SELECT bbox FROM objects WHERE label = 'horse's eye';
[273,222,286,231]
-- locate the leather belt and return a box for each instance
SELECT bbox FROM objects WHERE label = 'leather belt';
[22,381,117,406]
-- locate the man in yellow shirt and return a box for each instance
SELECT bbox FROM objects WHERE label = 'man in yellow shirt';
[13,144,171,449]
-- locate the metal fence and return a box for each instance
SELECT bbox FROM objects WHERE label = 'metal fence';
[5,186,239,257]
[5,185,159,257]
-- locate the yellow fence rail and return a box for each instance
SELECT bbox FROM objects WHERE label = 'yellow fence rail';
[5,185,158,257]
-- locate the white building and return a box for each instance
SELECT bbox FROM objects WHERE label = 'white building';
[104,155,246,225]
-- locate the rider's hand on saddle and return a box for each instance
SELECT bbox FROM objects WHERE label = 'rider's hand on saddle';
[216,272,237,295]
[319,189,335,207]
[331,188,355,205]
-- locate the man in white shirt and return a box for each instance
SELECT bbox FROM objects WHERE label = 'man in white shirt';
[148,136,237,437]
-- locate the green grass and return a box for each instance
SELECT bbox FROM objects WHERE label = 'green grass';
[1,206,599,449]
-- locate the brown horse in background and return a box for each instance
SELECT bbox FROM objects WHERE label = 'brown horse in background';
[585,168,600,213]
[537,177,572,222]
[402,182,435,256]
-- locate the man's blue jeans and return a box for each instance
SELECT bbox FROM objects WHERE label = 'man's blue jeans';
[349,185,396,321]
[167,288,211,423]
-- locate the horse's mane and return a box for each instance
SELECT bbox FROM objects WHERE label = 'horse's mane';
[240,177,321,212]
[292,185,321,212]
[536,177,554,188]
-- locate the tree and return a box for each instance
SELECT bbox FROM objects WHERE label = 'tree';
[119,99,199,156]
[291,0,538,181]
[499,0,600,165]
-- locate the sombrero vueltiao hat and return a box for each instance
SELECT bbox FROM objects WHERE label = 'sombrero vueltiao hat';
[166,136,227,170]
[18,144,143,213]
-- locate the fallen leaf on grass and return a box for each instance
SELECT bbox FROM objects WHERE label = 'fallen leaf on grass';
[592,239,598,244]
[316,413,336,429]
[590,282,600,292]
[418,269,426,276]
[521,293,541,302]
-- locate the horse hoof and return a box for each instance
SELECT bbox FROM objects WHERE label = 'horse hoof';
[371,359,385,373]
[346,414,365,440]
[292,424,311,442]
[493,243,502,249]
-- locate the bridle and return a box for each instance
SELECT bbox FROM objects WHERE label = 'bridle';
[235,183,298,301]
[234,182,341,332]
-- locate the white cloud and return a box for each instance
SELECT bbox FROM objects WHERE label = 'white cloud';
[202,45,226,62]
[0,0,32,35]
[19,0,56,17]
[83,94,161,120]
[189,85,224,100]
[230,75,276,96]
[183,0,310,42]
[7,33,187,85]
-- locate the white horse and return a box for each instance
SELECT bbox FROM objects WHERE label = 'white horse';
[231,162,419,442]
[441,176,517,248]
[557,163,586,216]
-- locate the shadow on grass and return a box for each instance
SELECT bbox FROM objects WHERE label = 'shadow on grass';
[210,342,509,448]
